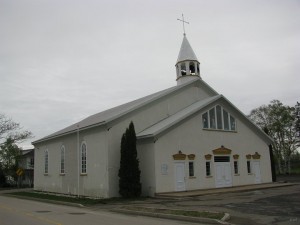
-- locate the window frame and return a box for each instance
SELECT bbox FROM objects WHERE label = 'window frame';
[247,160,251,174]
[206,161,211,177]
[234,160,239,175]
[81,142,87,174]
[188,161,195,177]
[44,149,49,174]
[60,145,65,174]
[202,105,236,132]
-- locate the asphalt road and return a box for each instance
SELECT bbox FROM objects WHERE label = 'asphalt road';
[1,178,300,225]
[0,195,200,225]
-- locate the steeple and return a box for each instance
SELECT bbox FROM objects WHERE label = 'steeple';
[175,34,201,85]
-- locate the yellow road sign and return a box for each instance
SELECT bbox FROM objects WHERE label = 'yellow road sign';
[16,168,24,176]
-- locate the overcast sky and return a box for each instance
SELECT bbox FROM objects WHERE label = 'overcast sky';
[0,0,299,149]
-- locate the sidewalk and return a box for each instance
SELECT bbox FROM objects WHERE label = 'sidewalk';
[155,182,296,198]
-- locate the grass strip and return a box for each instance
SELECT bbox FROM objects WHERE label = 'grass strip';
[5,191,147,205]
[122,206,224,220]
[5,191,105,205]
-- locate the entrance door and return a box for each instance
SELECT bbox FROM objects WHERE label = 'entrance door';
[174,162,186,191]
[252,161,261,184]
[214,156,232,188]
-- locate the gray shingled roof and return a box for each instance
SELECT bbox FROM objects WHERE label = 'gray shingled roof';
[137,95,222,139]
[176,35,199,64]
[33,79,211,144]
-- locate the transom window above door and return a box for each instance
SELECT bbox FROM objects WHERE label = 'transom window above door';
[202,105,236,131]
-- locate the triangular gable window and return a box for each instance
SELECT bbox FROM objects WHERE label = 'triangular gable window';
[202,105,236,131]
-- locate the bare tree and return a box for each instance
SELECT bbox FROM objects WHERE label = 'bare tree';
[0,114,32,146]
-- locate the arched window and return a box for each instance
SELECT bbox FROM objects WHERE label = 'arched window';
[60,145,65,174]
[202,105,236,131]
[44,150,49,174]
[81,142,87,174]
[189,62,195,75]
[180,63,186,76]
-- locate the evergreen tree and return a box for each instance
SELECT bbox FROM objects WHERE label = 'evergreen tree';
[118,122,141,197]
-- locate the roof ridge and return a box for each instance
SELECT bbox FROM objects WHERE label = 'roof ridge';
[32,79,204,144]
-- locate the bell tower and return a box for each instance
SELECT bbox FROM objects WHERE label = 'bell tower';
[176,14,201,85]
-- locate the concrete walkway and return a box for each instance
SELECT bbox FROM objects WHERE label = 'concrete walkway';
[155,182,295,198]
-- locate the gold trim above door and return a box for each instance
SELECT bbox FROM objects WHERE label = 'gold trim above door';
[212,146,232,155]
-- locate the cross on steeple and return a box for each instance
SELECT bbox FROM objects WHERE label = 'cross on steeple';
[177,13,189,35]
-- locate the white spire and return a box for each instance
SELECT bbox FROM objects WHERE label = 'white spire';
[176,34,199,64]
[175,34,201,85]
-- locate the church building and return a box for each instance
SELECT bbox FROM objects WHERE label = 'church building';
[33,33,273,198]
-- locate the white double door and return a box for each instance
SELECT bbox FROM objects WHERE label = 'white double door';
[215,162,232,188]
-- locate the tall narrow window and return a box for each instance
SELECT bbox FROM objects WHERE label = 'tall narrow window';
[223,109,229,130]
[81,143,87,174]
[202,112,208,128]
[216,105,223,129]
[234,161,239,174]
[230,115,236,131]
[44,150,48,174]
[189,162,194,177]
[60,145,65,174]
[209,108,216,129]
[247,161,251,174]
[30,157,34,168]
[206,161,211,176]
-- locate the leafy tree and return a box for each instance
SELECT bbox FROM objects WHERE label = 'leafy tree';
[0,164,6,187]
[249,100,298,174]
[0,114,32,185]
[118,122,141,198]
[0,138,21,183]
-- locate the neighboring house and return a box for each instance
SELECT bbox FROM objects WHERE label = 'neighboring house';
[18,149,34,187]
[32,34,273,198]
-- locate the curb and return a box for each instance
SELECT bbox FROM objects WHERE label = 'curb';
[111,208,231,225]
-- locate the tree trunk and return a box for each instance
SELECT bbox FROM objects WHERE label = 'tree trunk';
[277,157,283,174]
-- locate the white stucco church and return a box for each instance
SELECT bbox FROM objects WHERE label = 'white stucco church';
[33,33,273,198]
